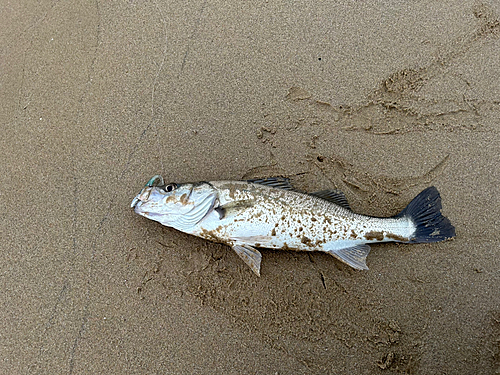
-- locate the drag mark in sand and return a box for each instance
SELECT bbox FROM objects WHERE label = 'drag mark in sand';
[21,0,63,39]
[68,1,172,372]
[66,1,102,372]
[178,0,208,78]
[15,0,63,114]
[312,153,449,197]
[24,0,102,372]
[284,2,500,134]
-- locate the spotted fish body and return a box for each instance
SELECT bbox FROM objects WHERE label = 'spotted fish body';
[131,176,455,276]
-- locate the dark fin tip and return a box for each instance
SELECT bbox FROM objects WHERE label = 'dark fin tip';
[396,186,456,243]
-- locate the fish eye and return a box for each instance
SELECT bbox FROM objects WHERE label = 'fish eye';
[165,183,177,192]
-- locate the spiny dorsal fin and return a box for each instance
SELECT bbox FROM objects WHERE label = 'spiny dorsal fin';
[311,189,351,210]
[247,177,295,190]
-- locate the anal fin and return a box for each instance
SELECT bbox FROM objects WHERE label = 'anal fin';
[232,245,262,276]
[326,244,370,270]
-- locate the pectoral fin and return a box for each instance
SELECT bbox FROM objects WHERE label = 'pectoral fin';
[232,245,262,276]
[215,200,254,219]
[326,244,370,270]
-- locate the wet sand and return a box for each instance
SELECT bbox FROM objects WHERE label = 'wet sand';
[1,1,499,373]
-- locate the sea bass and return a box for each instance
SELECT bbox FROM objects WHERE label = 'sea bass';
[131,175,455,276]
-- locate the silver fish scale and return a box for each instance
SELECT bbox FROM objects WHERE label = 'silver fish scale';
[192,181,413,252]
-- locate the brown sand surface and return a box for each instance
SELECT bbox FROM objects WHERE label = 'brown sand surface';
[1,1,500,373]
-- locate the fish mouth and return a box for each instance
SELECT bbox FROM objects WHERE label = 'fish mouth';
[131,175,166,209]
[131,195,141,208]
[130,187,154,209]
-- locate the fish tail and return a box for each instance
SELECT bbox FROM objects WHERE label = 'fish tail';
[396,186,455,243]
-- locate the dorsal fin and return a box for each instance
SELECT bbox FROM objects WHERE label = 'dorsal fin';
[311,189,351,210]
[247,177,295,190]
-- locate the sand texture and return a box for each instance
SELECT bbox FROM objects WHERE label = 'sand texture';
[1,1,500,374]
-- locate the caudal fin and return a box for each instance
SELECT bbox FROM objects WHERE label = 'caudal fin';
[396,187,455,243]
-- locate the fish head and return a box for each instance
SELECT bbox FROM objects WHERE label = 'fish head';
[131,175,218,231]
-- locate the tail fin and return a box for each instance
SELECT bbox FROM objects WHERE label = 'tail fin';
[396,187,455,243]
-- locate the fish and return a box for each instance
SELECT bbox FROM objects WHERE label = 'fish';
[131,175,455,276]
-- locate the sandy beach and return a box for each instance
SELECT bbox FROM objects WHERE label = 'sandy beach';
[1,1,499,373]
